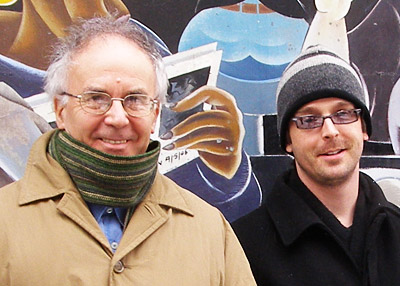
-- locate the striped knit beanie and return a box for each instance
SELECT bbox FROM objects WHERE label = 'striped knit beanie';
[276,45,372,151]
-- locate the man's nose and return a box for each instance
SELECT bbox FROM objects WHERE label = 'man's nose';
[321,117,339,138]
[104,99,130,128]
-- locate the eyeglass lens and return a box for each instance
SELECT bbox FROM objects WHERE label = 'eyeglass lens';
[293,109,361,129]
[80,92,154,117]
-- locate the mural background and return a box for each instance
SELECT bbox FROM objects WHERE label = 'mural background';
[1,0,400,221]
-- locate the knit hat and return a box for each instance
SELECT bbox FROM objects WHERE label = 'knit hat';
[275,1,372,152]
[276,45,372,151]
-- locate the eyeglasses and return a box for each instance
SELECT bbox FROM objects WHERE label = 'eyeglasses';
[62,91,158,117]
[291,108,362,129]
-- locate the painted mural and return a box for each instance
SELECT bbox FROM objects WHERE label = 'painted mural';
[1,0,400,221]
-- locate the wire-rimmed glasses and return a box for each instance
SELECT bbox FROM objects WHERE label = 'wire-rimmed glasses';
[291,109,362,129]
[62,91,158,117]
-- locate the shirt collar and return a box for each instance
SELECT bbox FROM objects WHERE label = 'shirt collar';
[86,203,127,226]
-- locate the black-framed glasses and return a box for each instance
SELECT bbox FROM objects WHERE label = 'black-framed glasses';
[62,91,158,117]
[291,109,362,129]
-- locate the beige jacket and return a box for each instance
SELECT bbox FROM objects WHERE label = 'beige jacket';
[0,131,256,286]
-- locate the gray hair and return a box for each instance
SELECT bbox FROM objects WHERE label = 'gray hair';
[44,16,169,106]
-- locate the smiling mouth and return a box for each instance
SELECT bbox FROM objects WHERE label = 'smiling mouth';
[323,149,343,156]
[102,139,127,144]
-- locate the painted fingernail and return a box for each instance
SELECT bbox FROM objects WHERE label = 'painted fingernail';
[160,131,173,140]
[163,143,175,150]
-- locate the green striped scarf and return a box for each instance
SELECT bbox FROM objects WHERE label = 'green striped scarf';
[48,129,160,208]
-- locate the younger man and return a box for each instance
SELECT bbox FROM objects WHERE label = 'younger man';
[233,45,400,285]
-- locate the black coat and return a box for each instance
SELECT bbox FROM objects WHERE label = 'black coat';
[232,169,400,286]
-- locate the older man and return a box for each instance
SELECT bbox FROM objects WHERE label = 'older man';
[232,45,400,285]
[0,16,255,286]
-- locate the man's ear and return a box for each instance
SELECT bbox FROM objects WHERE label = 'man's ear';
[151,102,160,134]
[286,142,293,153]
[285,129,293,153]
[54,97,66,129]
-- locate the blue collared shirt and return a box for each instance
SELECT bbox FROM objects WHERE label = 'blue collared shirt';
[87,203,127,253]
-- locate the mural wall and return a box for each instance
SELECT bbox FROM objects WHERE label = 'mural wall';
[1,0,400,221]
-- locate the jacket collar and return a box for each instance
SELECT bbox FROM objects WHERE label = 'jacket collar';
[359,172,400,219]
[18,130,194,217]
[266,169,325,246]
[266,169,397,247]
[142,171,194,217]
[18,130,75,205]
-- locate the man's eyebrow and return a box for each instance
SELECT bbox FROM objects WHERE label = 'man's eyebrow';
[82,86,106,93]
[296,102,354,115]
[80,87,150,96]
[126,87,149,95]
[127,89,146,94]
[295,106,318,115]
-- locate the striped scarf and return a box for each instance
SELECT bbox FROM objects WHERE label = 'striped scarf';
[48,129,160,208]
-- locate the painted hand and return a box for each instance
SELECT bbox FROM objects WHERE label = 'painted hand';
[161,85,245,179]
